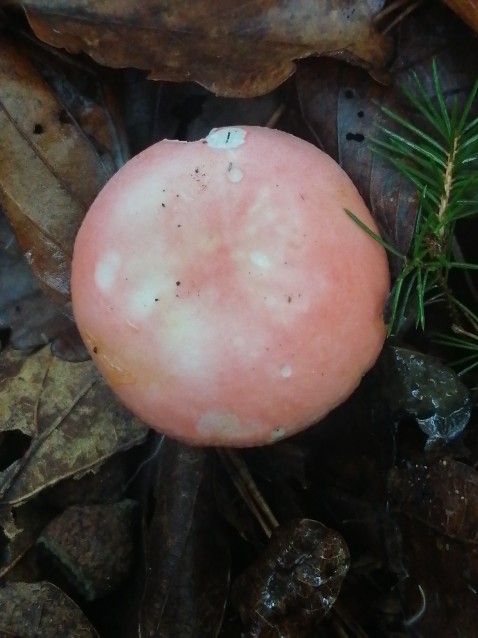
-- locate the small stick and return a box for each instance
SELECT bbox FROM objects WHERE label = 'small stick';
[217,448,278,537]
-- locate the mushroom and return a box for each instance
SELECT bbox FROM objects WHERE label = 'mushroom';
[71,126,390,447]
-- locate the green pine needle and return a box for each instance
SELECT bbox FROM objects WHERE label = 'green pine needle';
[348,60,478,352]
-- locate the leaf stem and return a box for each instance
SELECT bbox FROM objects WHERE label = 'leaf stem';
[437,133,458,237]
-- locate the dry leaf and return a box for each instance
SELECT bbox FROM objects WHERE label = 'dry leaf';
[0,346,147,505]
[23,0,393,98]
[297,58,418,263]
[0,499,52,581]
[0,581,100,637]
[390,2,478,103]
[0,210,38,309]
[139,439,230,637]
[232,518,350,636]
[441,0,478,33]
[0,36,113,313]
[38,499,138,600]
[389,458,478,543]
[387,502,478,637]
[0,208,76,352]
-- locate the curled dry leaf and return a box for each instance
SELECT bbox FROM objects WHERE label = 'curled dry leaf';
[0,37,113,314]
[0,346,147,506]
[232,518,350,637]
[0,581,100,638]
[23,0,393,98]
[297,58,418,264]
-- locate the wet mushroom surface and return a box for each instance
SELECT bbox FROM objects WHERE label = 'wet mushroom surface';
[71,126,390,446]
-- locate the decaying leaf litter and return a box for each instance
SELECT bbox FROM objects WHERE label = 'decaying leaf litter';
[1,1,478,636]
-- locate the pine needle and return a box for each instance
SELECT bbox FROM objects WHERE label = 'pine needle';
[348,60,478,373]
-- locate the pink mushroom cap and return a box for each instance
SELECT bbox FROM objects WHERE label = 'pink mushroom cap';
[71,126,390,447]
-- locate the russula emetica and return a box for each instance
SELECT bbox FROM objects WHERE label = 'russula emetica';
[71,126,390,447]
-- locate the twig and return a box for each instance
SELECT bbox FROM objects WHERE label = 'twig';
[217,448,278,537]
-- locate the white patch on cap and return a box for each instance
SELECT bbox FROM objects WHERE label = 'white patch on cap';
[95,251,121,293]
[197,411,243,438]
[247,187,273,225]
[163,303,216,376]
[127,278,173,320]
[264,295,279,310]
[280,364,292,378]
[269,427,286,442]
[197,410,267,444]
[227,163,244,183]
[250,251,271,270]
[206,127,246,149]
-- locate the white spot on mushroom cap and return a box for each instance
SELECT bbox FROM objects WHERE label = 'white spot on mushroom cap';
[250,251,271,270]
[197,411,244,438]
[95,251,121,292]
[280,364,292,378]
[117,174,170,218]
[162,302,218,376]
[247,187,273,223]
[264,296,279,310]
[269,427,286,442]
[127,278,174,320]
[197,410,266,444]
[206,127,246,149]
[227,163,244,183]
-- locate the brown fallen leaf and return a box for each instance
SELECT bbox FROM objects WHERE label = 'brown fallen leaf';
[390,1,478,101]
[0,581,100,637]
[441,0,478,33]
[23,0,393,98]
[0,454,136,582]
[297,5,478,273]
[386,509,478,637]
[139,438,230,637]
[38,499,138,601]
[232,518,350,637]
[389,458,478,544]
[0,499,52,582]
[1,288,73,350]
[0,36,114,313]
[297,58,418,265]
[0,345,147,506]
[0,207,78,353]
